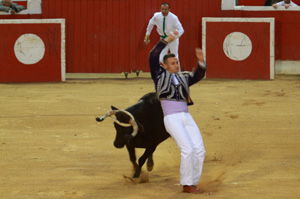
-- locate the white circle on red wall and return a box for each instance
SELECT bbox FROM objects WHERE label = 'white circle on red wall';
[223,32,252,61]
[14,34,45,65]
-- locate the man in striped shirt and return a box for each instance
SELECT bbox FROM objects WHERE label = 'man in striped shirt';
[149,31,207,194]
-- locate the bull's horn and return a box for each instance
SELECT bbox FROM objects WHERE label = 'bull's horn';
[120,110,138,137]
[111,117,132,127]
[129,118,138,137]
[113,110,139,137]
[97,109,139,137]
[111,110,136,129]
[96,110,117,122]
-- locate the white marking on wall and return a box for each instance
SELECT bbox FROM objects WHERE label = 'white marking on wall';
[223,32,252,61]
[14,33,45,65]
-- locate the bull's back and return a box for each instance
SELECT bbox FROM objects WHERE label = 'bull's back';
[127,92,169,144]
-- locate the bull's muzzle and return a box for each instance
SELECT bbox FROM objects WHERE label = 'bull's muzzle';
[96,110,138,137]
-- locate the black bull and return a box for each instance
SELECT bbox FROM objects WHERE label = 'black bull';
[96,92,170,178]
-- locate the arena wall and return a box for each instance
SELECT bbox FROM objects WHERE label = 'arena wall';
[0,0,299,81]
[40,0,222,73]
[222,0,300,74]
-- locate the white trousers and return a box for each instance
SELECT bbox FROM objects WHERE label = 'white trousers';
[164,112,205,186]
[159,38,180,70]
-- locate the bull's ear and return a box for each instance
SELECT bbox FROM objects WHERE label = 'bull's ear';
[111,106,118,110]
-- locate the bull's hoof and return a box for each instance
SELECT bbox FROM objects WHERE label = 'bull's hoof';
[132,171,149,183]
[147,164,153,171]
[133,173,140,178]
[147,159,154,171]
[133,167,141,178]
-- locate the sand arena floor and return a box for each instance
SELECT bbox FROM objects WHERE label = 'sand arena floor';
[0,73,299,199]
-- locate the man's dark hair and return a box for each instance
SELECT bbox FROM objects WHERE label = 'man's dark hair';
[161,2,170,9]
[163,53,176,64]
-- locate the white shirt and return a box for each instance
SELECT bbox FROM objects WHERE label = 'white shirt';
[276,1,298,6]
[146,12,184,38]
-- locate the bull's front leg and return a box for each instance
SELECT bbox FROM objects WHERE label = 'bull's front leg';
[126,145,138,171]
[133,146,157,178]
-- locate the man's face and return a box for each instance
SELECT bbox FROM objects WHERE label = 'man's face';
[2,0,12,7]
[163,57,179,74]
[284,0,291,3]
[161,5,170,17]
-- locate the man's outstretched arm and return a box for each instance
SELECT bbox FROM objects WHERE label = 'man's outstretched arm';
[148,32,177,80]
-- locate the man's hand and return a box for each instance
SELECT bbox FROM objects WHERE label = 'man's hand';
[164,30,178,43]
[144,35,150,44]
[272,4,278,9]
[285,4,290,9]
[195,48,204,63]
[10,8,16,15]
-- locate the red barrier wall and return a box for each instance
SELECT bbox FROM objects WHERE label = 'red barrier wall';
[40,0,221,73]
[204,18,274,80]
[0,20,65,83]
[238,0,266,6]
[0,0,299,75]
[222,10,300,61]
[14,1,27,8]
